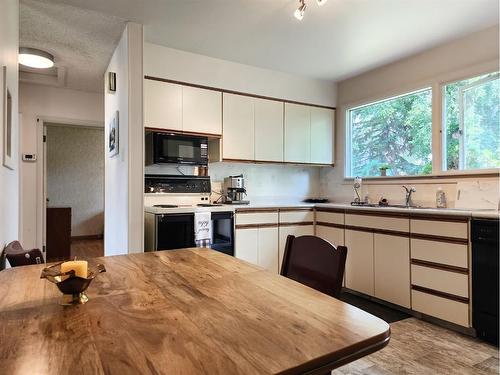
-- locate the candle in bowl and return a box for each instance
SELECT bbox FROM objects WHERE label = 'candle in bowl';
[60,260,88,279]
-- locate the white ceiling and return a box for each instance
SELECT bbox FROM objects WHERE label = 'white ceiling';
[40,0,499,83]
[20,0,126,92]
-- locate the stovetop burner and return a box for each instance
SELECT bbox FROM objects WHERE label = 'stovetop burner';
[153,204,179,208]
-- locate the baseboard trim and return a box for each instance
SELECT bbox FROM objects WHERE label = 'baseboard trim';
[71,234,104,241]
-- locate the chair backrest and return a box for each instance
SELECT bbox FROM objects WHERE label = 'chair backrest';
[4,241,44,267]
[280,235,347,298]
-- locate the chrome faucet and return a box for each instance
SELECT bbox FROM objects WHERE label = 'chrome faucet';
[402,186,416,207]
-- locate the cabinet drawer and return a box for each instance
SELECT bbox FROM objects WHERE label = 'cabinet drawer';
[411,264,468,298]
[411,238,468,268]
[346,213,409,232]
[411,218,468,239]
[236,212,278,226]
[279,210,314,224]
[316,211,344,225]
[412,290,469,327]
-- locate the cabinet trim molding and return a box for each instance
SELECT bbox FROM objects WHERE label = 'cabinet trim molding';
[316,208,346,214]
[411,284,469,304]
[145,127,221,138]
[222,158,334,167]
[411,259,469,274]
[345,225,409,238]
[345,210,410,219]
[236,223,279,229]
[410,233,468,245]
[410,214,469,223]
[279,221,314,227]
[316,222,345,230]
[279,207,314,212]
[235,208,279,214]
[144,75,336,110]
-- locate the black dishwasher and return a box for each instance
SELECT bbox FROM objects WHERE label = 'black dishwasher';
[472,219,499,346]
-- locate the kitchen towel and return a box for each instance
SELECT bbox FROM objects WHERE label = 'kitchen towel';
[194,211,212,248]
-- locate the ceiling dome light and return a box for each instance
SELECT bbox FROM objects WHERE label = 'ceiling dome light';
[19,47,54,69]
[316,0,328,5]
[294,0,307,20]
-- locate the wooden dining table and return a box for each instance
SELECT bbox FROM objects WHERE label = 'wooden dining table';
[0,248,390,374]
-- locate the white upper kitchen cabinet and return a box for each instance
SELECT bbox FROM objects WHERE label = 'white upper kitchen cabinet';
[222,93,255,160]
[254,98,284,162]
[144,79,182,131]
[182,86,222,135]
[284,103,311,163]
[310,107,334,164]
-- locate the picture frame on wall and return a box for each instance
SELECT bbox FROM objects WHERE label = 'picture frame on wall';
[2,66,14,170]
[108,110,119,158]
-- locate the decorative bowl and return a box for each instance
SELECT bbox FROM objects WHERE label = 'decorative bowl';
[40,261,106,305]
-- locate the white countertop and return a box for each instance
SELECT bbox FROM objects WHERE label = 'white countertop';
[144,201,499,219]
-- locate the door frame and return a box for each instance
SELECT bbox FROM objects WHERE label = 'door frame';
[37,116,104,258]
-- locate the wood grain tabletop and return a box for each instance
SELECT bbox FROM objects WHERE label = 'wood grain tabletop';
[0,249,390,375]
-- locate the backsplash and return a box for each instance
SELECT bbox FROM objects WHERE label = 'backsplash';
[320,167,499,209]
[145,163,321,202]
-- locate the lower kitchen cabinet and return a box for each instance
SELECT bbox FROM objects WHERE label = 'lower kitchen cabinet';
[412,289,469,327]
[345,229,374,296]
[235,226,279,273]
[278,224,314,271]
[235,227,259,265]
[374,233,411,308]
[257,227,279,273]
[315,225,344,247]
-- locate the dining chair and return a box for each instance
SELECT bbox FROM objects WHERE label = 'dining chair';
[280,235,347,298]
[4,241,44,267]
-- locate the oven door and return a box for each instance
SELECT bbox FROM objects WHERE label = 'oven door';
[153,133,208,165]
[156,214,195,250]
[210,211,234,256]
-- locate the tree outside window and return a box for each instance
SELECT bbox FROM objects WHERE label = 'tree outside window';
[347,88,432,178]
[443,72,500,171]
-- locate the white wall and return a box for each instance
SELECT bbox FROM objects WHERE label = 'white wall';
[321,26,500,209]
[19,83,104,249]
[144,43,337,107]
[145,163,321,203]
[104,22,144,256]
[46,125,104,237]
[0,0,20,255]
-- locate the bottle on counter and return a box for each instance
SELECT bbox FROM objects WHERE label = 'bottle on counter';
[436,187,447,208]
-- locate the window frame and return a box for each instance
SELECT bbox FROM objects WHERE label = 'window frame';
[441,72,500,172]
[345,86,433,179]
[343,65,500,181]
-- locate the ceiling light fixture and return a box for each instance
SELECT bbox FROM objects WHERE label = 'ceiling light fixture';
[294,0,307,21]
[19,47,54,69]
[294,0,328,20]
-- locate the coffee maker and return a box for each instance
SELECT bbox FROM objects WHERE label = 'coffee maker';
[223,174,249,205]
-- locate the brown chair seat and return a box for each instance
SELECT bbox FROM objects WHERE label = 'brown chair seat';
[280,235,347,298]
[4,241,45,267]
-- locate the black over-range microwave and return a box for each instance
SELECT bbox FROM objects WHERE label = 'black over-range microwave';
[145,132,208,165]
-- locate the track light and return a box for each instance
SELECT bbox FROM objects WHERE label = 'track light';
[293,0,328,20]
[294,0,306,21]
